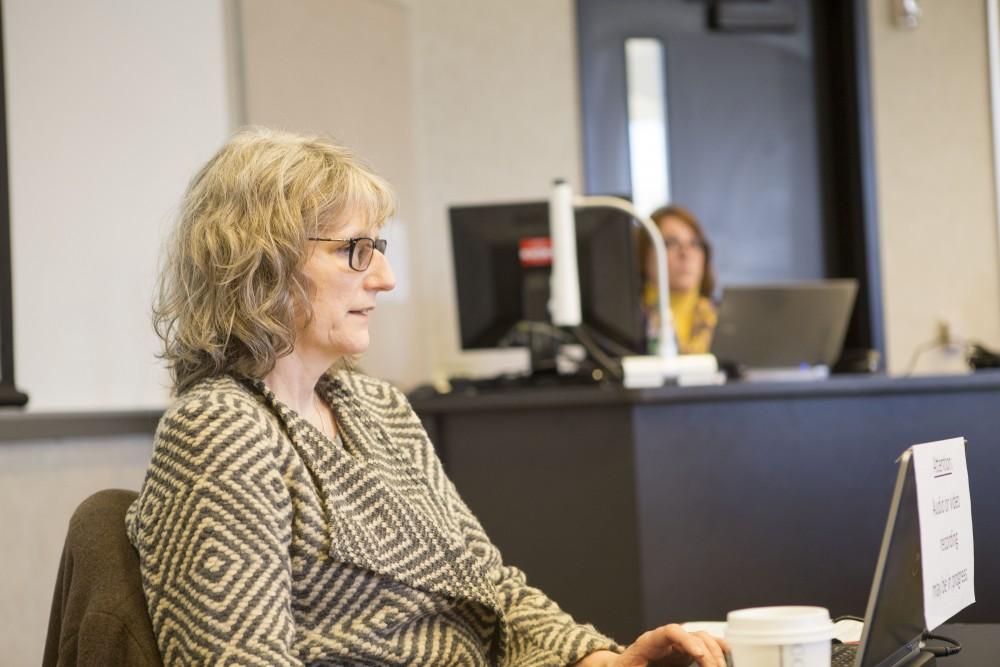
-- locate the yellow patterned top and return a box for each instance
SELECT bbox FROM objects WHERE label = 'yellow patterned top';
[126,371,619,665]
[642,284,717,355]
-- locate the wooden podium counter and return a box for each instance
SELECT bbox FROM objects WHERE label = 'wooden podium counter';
[411,372,1000,643]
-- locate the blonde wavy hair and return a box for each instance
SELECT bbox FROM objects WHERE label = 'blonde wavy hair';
[154,127,395,395]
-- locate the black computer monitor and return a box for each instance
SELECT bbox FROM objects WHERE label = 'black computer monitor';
[449,201,644,372]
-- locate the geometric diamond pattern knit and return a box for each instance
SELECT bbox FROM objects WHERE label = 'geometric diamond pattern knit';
[125,371,620,665]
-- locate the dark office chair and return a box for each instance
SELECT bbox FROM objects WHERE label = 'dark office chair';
[42,489,162,667]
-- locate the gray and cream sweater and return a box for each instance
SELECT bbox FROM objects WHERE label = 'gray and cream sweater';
[126,371,619,665]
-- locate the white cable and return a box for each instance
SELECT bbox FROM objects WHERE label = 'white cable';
[988,0,1000,292]
[575,194,679,359]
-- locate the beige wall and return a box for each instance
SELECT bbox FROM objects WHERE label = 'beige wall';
[0,435,153,666]
[239,0,427,388]
[867,0,999,374]
[1,2,232,664]
[238,0,584,386]
[237,0,430,386]
[6,0,232,411]
[409,0,585,382]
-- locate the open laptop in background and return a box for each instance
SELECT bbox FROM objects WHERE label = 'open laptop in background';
[710,279,858,381]
[701,447,940,667]
[833,447,928,667]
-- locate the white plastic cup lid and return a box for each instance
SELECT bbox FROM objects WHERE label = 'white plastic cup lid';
[725,606,836,645]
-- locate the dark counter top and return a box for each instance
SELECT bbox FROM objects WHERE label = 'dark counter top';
[6,371,999,440]
[408,370,1000,414]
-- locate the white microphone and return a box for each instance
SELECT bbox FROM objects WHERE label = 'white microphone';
[548,179,582,327]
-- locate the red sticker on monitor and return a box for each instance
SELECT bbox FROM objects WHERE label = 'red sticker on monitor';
[518,237,553,267]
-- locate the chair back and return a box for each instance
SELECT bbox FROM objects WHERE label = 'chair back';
[42,489,162,666]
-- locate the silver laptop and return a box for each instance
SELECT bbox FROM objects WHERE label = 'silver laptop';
[719,448,939,667]
[710,280,858,374]
[838,447,927,667]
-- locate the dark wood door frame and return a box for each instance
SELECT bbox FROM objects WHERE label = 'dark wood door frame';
[811,0,885,365]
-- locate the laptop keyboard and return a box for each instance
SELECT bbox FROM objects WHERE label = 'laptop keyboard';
[832,643,858,667]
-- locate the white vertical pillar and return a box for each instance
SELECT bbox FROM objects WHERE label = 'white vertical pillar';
[548,180,582,326]
[625,38,671,217]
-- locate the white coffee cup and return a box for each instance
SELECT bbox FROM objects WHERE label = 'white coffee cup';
[724,606,836,667]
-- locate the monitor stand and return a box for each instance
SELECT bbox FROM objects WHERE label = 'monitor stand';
[526,328,562,378]
[492,320,619,388]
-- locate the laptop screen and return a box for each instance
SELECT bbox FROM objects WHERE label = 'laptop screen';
[856,450,925,667]
[710,280,858,369]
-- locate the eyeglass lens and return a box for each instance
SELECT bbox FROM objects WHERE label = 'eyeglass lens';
[351,238,388,271]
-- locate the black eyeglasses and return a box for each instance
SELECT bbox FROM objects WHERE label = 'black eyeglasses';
[308,236,388,271]
[663,237,706,253]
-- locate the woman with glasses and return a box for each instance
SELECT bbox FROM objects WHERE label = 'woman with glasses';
[638,205,718,355]
[126,127,728,666]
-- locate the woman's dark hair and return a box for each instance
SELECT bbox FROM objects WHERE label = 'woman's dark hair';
[637,204,715,298]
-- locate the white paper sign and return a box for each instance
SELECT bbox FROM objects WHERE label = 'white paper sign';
[911,438,975,629]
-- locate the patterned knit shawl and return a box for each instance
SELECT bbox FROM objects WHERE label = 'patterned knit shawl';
[126,371,617,665]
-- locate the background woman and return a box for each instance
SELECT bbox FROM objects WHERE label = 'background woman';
[638,205,717,355]
[128,127,728,666]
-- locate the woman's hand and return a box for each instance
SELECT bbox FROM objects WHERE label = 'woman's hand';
[575,624,730,667]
